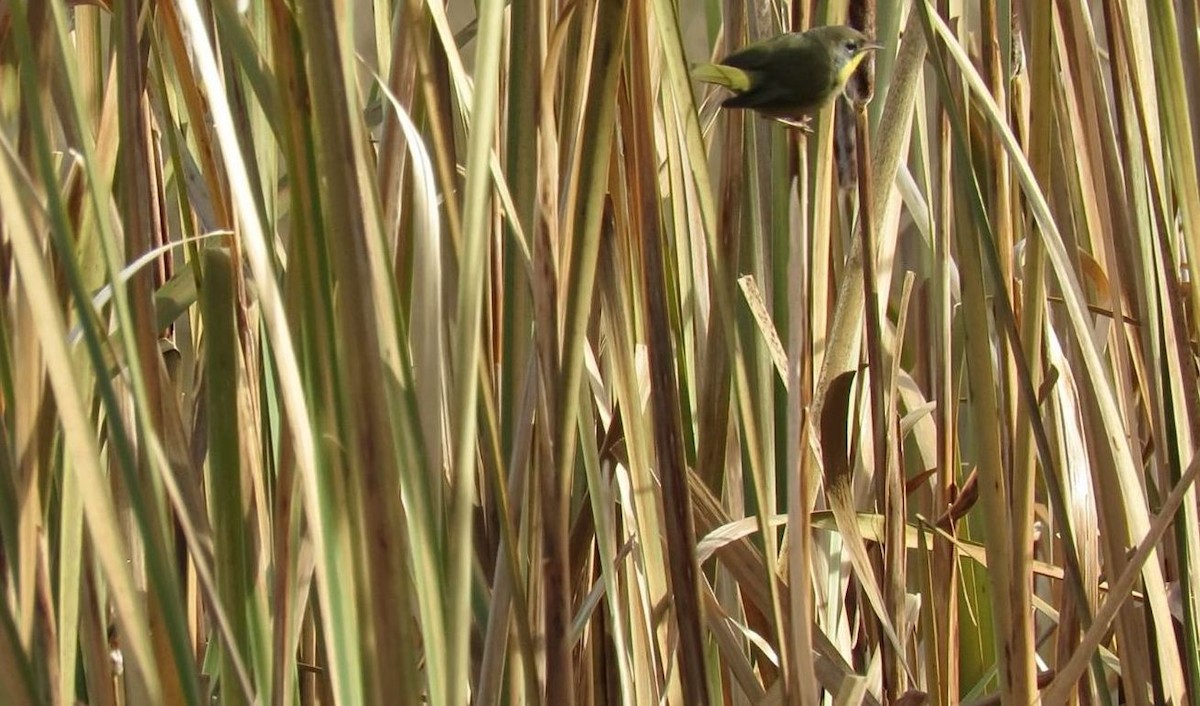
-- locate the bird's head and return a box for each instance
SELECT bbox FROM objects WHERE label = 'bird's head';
[813,26,883,88]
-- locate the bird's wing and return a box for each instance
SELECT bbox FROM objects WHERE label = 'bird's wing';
[719,32,807,70]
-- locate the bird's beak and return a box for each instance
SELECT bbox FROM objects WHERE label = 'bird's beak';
[863,41,884,52]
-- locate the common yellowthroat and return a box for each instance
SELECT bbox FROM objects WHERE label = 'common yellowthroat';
[693,25,882,131]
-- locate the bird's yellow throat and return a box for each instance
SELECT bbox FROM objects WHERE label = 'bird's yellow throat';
[836,51,873,91]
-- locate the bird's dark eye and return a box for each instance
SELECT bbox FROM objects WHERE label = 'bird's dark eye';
[845,40,859,53]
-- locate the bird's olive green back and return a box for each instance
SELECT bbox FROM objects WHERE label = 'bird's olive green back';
[718,31,837,115]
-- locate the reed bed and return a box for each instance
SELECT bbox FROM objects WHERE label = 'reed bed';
[1,0,1198,703]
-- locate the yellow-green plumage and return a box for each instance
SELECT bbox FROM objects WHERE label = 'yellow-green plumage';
[691,63,754,93]
[693,25,881,124]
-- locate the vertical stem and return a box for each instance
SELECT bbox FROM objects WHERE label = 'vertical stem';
[849,0,892,694]
[549,1,631,702]
[627,1,708,700]
[854,103,892,695]
[787,130,816,705]
[996,0,1036,699]
[932,100,960,706]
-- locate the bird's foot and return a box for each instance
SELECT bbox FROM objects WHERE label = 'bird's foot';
[774,116,814,133]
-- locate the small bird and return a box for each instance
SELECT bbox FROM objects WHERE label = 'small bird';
[693,25,882,131]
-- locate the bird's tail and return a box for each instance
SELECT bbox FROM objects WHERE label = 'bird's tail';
[691,63,751,92]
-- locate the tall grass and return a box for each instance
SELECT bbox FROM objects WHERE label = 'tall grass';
[1,0,1198,703]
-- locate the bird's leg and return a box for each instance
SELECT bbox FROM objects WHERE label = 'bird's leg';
[774,115,814,133]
